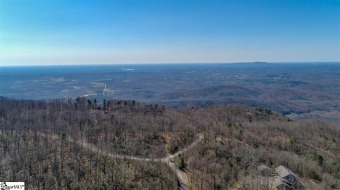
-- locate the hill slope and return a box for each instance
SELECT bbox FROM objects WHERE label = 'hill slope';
[0,97,339,189]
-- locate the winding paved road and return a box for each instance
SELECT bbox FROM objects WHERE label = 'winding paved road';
[39,132,204,190]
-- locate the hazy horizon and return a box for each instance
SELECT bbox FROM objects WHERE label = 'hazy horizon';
[1,61,340,67]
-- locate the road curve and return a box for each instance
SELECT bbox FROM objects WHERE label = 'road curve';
[38,132,204,190]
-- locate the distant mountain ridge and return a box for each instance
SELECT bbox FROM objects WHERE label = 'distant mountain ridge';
[1,63,339,121]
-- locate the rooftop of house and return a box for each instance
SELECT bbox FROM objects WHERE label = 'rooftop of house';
[275,165,296,178]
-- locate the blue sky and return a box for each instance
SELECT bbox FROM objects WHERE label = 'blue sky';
[0,0,339,65]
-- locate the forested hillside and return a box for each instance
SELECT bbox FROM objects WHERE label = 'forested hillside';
[0,97,339,189]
